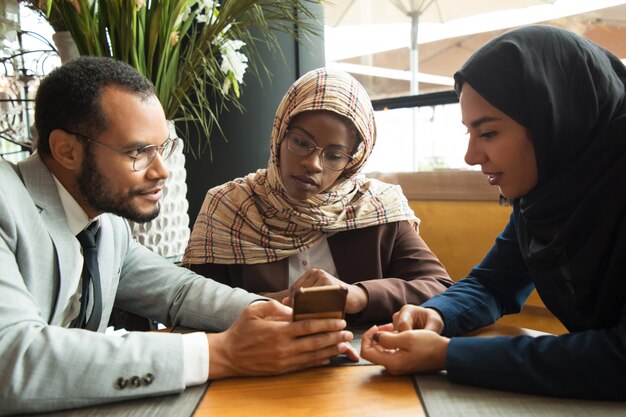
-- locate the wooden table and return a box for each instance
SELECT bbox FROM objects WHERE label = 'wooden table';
[193,323,545,417]
[196,365,424,417]
[29,324,549,417]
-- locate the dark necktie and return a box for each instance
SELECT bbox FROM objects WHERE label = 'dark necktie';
[72,224,102,331]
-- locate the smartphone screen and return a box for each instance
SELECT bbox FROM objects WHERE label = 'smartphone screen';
[292,285,348,321]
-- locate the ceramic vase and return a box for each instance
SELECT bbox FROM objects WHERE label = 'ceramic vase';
[128,121,190,261]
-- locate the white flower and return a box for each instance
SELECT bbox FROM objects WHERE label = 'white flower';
[220,39,248,84]
[196,0,218,24]
[196,13,209,24]
[222,39,245,55]
[135,0,146,11]
[197,0,219,14]
[196,11,217,24]
[178,6,192,24]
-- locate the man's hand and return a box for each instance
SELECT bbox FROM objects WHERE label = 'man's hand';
[287,268,369,314]
[261,289,290,303]
[359,324,449,375]
[207,300,359,378]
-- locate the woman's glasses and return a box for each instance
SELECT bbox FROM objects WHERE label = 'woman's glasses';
[285,130,353,171]
[67,130,180,171]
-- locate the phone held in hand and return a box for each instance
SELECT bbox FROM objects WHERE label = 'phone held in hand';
[292,285,348,321]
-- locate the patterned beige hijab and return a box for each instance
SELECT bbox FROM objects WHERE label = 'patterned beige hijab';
[183,68,418,265]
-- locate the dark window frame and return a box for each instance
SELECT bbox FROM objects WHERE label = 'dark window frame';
[368,90,499,202]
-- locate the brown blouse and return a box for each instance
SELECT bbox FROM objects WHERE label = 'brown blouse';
[188,221,453,325]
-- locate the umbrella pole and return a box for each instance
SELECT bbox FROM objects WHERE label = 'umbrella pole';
[410,12,419,170]
[410,12,419,95]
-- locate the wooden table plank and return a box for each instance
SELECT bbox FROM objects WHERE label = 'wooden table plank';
[194,365,424,417]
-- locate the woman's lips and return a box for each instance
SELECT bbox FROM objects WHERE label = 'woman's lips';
[484,172,502,186]
[293,175,318,189]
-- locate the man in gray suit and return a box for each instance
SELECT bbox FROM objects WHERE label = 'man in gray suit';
[0,57,357,415]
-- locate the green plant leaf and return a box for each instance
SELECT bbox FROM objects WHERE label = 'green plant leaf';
[49,0,322,157]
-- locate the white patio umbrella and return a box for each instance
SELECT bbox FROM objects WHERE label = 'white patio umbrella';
[325,0,626,93]
[325,0,626,172]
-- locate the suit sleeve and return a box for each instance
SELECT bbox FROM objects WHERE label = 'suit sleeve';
[352,221,454,325]
[421,214,626,400]
[114,233,261,332]
[0,203,258,414]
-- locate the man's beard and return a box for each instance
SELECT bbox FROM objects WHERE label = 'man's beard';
[78,150,161,223]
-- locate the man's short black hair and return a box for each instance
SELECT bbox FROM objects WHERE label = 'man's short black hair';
[35,56,156,156]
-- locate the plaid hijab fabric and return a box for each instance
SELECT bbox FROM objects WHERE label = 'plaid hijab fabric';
[183,68,418,265]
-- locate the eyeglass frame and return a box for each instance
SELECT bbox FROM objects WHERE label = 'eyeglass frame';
[66,130,181,172]
[284,128,355,171]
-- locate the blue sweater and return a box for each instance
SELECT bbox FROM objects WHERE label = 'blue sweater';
[422,210,626,400]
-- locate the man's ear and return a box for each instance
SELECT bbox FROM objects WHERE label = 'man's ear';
[48,129,83,170]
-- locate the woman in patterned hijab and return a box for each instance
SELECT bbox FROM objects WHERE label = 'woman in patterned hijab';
[184,68,452,325]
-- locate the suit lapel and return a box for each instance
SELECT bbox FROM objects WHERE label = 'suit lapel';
[18,154,82,324]
[95,214,116,325]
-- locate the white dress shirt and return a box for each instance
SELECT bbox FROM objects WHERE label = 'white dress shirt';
[288,236,338,284]
[51,176,208,386]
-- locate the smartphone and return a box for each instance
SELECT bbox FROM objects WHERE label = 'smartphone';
[292,285,348,321]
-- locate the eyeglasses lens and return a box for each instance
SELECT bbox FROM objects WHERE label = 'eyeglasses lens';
[286,133,349,171]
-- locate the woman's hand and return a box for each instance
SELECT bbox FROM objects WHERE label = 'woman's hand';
[392,304,445,333]
[288,268,369,314]
[360,323,449,375]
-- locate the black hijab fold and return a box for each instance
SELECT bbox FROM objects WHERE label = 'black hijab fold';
[454,25,626,331]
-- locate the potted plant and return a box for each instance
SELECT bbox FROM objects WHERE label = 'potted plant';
[42,0,321,259]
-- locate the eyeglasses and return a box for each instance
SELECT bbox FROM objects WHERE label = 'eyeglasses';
[285,129,354,171]
[67,130,180,172]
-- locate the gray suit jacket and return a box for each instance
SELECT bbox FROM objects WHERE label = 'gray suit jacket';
[0,154,260,415]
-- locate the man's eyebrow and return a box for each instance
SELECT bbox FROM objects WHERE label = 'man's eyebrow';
[124,142,150,150]
[467,116,501,128]
[124,136,170,151]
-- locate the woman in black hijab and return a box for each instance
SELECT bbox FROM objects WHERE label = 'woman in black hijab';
[360,25,626,400]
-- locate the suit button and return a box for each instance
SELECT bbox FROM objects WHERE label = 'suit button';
[116,377,129,389]
[143,373,155,385]
[130,376,142,387]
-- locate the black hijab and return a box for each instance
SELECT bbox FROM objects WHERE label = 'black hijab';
[454,25,626,331]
